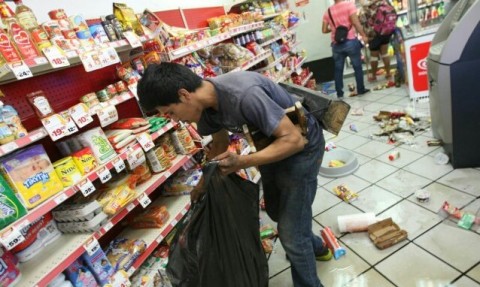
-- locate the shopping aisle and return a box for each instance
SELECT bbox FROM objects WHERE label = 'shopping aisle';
[266,81,480,287]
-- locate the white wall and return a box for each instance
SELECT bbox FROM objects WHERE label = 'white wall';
[286,0,333,60]
[8,0,331,61]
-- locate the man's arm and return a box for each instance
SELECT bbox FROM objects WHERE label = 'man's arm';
[322,20,331,34]
[350,13,369,43]
[214,115,304,175]
[206,129,230,160]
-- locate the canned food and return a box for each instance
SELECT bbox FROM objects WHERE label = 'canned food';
[48,9,67,20]
[114,81,128,94]
[96,89,111,102]
[106,84,117,98]
[53,157,82,188]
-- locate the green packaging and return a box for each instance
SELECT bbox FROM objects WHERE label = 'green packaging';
[0,174,27,229]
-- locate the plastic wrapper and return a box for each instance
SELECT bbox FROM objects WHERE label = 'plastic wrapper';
[65,258,98,287]
[0,101,27,142]
[106,238,147,272]
[170,127,196,155]
[156,135,178,160]
[113,2,144,36]
[110,118,149,130]
[167,163,268,287]
[77,128,117,164]
[0,174,27,229]
[333,184,358,203]
[162,168,202,196]
[96,184,137,215]
[127,205,170,229]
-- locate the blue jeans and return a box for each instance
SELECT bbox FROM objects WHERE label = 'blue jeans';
[332,39,366,97]
[260,118,326,287]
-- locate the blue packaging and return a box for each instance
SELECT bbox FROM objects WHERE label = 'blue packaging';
[65,258,98,287]
[81,248,114,286]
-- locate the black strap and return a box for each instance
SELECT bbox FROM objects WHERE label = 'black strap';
[328,8,336,28]
[328,8,352,31]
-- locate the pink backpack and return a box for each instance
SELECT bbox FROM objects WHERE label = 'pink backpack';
[371,3,397,35]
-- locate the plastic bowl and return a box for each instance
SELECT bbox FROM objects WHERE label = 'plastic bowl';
[319,149,359,178]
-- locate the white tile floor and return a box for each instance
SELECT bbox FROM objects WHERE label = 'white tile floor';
[265,82,480,287]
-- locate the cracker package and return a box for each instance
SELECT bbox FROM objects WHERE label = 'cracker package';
[0,174,27,229]
[0,145,64,209]
[113,3,144,36]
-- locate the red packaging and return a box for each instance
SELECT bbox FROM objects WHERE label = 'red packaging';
[0,30,22,63]
[26,90,55,118]
[0,247,21,286]
[7,22,40,60]
[61,29,77,39]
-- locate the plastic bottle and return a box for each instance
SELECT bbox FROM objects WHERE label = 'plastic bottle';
[388,150,400,161]
[13,0,37,30]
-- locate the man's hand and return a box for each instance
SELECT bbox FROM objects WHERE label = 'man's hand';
[214,151,244,175]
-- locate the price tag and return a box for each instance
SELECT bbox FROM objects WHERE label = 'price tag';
[103,221,113,232]
[123,31,142,48]
[171,218,178,226]
[97,167,112,183]
[98,46,120,67]
[8,61,33,80]
[42,46,70,68]
[164,171,172,178]
[136,133,154,152]
[84,237,101,256]
[138,192,151,208]
[97,105,118,127]
[0,226,25,250]
[126,203,135,212]
[128,83,138,100]
[113,157,125,173]
[41,114,67,141]
[54,193,68,205]
[78,178,96,197]
[34,57,49,65]
[69,103,93,128]
[63,115,79,136]
[79,50,102,72]
[30,129,48,141]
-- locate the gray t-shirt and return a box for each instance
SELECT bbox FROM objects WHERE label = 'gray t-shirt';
[198,71,321,149]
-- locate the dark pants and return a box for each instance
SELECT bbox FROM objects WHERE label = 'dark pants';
[332,39,366,97]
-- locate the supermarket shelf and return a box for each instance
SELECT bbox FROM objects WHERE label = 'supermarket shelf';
[15,152,195,286]
[301,72,314,87]
[0,91,137,157]
[262,13,280,20]
[125,195,191,276]
[168,32,231,61]
[0,35,153,85]
[230,50,272,73]
[255,53,289,72]
[275,57,307,83]
[260,35,283,47]
[0,121,175,238]
[229,22,265,37]
[0,128,48,157]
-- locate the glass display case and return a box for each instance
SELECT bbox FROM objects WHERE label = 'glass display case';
[401,0,447,39]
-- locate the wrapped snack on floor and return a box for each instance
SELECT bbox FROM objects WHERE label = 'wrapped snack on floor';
[333,184,358,203]
[320,227,346,260]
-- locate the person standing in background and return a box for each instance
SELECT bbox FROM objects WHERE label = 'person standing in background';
[323,0,370,98]
[359,0,398,82]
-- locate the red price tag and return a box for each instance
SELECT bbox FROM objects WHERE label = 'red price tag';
[42,46,70,68]
[137,133,154,152]
[41,114,67,141]
[69,103,93,128]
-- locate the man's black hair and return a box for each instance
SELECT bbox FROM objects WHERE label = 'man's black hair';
[137,62,203,112]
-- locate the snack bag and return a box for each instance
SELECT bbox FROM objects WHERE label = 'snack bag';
[72,147,98,175]
[82,247,115,285]
[65,258,99,287]
[0,145,64,209]
[106,238,147,272]
[77,128,116,164]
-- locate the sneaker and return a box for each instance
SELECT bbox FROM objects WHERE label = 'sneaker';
[315,246,333,261]
[358,88,371,95]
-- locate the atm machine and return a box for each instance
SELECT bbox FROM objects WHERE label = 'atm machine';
[427,0,480,168]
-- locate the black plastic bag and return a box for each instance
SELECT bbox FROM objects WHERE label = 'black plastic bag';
[167,163,269,287]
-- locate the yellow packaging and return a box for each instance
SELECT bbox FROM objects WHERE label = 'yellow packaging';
[53,157,83,188]
[0,145,64,209]
[113,3,144,36]
[72,147,98,175]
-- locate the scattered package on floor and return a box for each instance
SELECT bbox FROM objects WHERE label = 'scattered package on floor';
[0,145,64,209]
[337,212,377,233]
[440,201,480,230]
[320,227,346,260]
[367,218,408,249]
[333,184,358,203]
[11,212,62,262]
